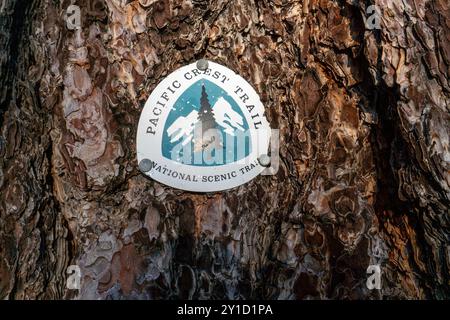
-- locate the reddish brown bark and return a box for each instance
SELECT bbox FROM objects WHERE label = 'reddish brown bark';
[0,0,449,299]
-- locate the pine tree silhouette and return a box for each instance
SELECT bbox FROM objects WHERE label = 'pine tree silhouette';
[197,84,218,133]
[194,84,221,152]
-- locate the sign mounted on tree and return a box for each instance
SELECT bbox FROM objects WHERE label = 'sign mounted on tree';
[136,60,271,192]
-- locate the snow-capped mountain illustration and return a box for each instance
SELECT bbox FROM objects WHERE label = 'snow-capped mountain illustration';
[166,97,245,146]
[162,79,251,166]
[213,97,245,135]
[166,110,198,146]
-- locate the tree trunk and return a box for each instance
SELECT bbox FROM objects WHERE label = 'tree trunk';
[0,0,449,299]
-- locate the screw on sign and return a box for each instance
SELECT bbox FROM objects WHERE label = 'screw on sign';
[139,158,153,173]
[196,59,209,71]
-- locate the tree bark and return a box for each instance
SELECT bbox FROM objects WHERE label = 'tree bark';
[0,0,449,299]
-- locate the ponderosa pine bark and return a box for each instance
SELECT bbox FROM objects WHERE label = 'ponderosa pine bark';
[0,0,449,299]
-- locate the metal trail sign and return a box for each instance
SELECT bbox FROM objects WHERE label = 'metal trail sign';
[136,60,271,192]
